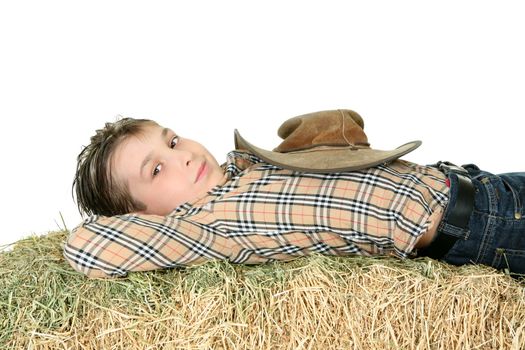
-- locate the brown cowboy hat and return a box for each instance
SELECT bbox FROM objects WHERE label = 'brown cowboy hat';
[234,109,421,173]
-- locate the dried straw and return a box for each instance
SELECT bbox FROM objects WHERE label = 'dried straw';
[1,230,524,349]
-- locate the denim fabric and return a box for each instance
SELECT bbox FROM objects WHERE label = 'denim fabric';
[436,164,525,277]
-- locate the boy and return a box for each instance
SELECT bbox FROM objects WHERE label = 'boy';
[64,110,525,278]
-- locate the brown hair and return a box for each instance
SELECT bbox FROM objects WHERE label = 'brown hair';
[73,117,155,217]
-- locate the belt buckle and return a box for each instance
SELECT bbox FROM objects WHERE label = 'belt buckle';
[437,161,469,176]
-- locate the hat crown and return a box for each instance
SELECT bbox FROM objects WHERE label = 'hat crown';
[273,109,370,153]
[233,108,421,173]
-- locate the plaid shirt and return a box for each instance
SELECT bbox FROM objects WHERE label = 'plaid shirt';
[64,150,450,278]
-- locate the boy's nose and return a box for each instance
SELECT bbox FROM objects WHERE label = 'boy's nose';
[173,149,194,167]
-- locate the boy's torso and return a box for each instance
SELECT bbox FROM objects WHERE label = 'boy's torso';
[180,150,450,258]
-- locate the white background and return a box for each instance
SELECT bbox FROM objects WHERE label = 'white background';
[1,1,523,249]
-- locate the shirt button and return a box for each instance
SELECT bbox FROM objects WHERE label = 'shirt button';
[515,212,522,220]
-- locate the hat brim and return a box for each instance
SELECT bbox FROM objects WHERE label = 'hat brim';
[234,129,422,173]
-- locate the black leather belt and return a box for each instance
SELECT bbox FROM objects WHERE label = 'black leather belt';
[418,161,476,259]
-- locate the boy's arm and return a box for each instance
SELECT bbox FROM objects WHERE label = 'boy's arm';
[63,214,231,278]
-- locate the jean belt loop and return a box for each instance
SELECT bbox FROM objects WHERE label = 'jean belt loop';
[419,161,476,259]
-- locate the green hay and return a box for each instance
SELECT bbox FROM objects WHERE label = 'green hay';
[1,231,524,349]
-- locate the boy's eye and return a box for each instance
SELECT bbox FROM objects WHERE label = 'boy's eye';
[153,164,162,177]
[170,136,179,149]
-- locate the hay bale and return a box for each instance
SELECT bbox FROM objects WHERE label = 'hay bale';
[1,230,524,349]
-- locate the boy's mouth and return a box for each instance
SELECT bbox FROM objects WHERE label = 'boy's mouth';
[195,161,207,183]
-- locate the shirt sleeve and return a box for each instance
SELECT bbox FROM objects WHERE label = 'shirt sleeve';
[63,213,231,278]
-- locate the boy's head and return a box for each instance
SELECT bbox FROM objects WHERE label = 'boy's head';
[74,117,225,217]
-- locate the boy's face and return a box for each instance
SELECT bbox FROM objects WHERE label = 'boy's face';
[112,123,225,215]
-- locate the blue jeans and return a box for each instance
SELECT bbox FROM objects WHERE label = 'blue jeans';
[438,164,525,277]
